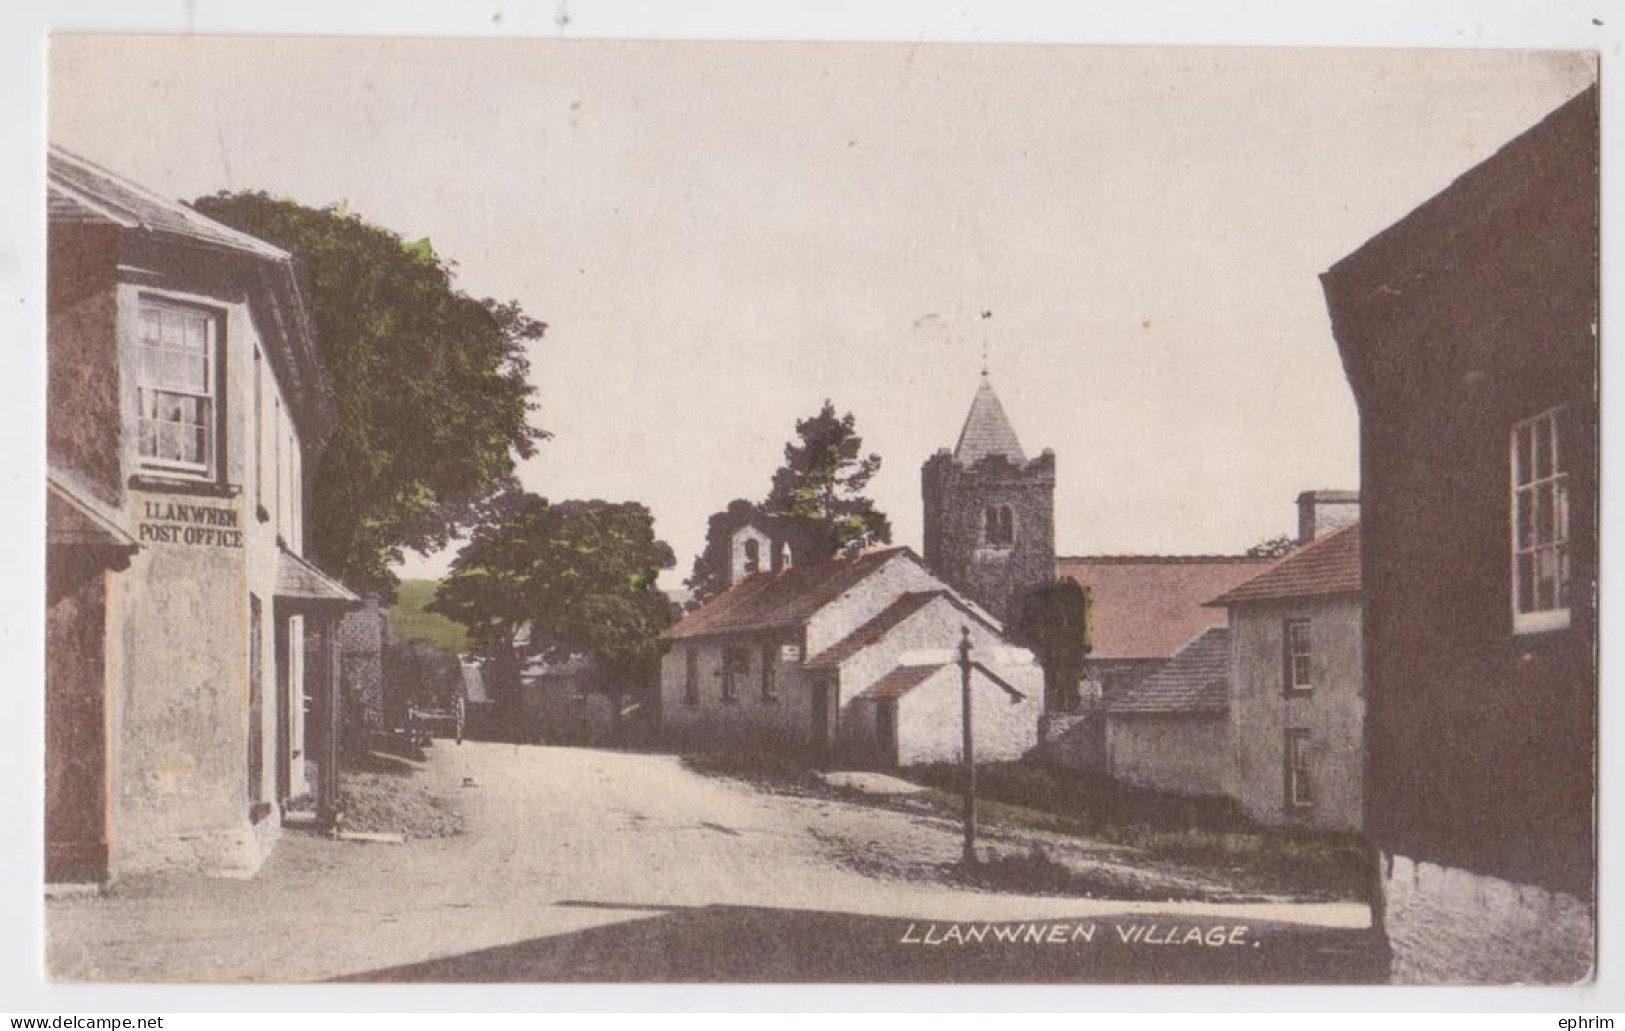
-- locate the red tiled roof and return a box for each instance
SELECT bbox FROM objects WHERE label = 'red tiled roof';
[1052,554,1272,660]
[1108,626,1230,715]
[1207,524,1361,607]
[667,547,915,640]
[954,375,1027,465]
[859,664,944,700]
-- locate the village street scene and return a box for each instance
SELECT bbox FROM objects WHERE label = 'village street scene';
[42,39,1597,985]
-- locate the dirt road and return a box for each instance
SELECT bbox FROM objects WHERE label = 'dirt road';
[47,742,1380,983]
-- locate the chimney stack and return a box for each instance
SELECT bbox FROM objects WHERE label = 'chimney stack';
[1297,490,1359,544]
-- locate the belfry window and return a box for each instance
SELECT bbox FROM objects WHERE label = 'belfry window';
[984,504,1015,546]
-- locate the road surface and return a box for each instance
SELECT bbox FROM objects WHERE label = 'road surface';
[48,741,1382,983]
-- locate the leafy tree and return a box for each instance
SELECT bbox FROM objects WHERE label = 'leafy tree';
[683,402,893,606]
[428,492,677,734]
[1013,578,1092,712]
[1246,534,1299,559]
[192,192,546,597]
[763,400,892,561]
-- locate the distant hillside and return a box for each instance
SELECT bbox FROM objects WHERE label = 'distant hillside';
[389,579,469,654]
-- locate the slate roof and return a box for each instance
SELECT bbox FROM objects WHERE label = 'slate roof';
[667,547,915,640]
[275,548,361,607]
[1107,626,1230,715]
[46,468,137,551]
[859,664,944,700]
[803,589,1000,671]
[1052,554,1272,660]
[1207,524,1361,607]
[47,146,289,260]
[954,375,1027,465]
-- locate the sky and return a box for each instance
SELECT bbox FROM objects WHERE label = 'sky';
[48,38,1596,588]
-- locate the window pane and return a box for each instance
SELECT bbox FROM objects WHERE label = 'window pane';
[1553,479,1569,545]
[1515,424,1533,486]
[1535,482,1554,545]
[1516,552,1534,613]
[182,354,208,393]
[158,422,184,462]
[160,310,183,349]
[1535,415,1553,480]
[139,344,160,384]
[140,308,161,345]
[1536,547,1557,612]
[181,314,208,353]
[1516,488,1533,550]
[138,419,157,457]
[1557,544,1570,609]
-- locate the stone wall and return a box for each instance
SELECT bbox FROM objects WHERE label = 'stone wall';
[1379,852,1593,984]
[1106,713,1229,797]
[921,450,1055,624]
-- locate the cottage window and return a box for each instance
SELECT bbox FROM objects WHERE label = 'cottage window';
[136,299,219,479]
[743,537,761,576]
[721,648,748,703]
[760,644,777,701]
[1285,729,1313,809]
[984,504,1015,546]
[683,648,699,705]
[1512,406,1571,633]
[1283,618,1312,693]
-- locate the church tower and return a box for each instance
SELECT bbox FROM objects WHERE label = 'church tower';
[921,373,1056,623]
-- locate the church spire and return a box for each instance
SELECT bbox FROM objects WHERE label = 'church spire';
[953,375,1027,466]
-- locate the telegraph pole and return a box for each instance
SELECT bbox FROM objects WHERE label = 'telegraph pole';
[958,626,978,867]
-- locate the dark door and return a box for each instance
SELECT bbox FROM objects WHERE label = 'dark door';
[876,699,897,766]
[809,677,835,756]
[274,615,292,804]
[247,594,265,820]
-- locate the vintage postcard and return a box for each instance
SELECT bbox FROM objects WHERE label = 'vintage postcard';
[41,36,1598,986]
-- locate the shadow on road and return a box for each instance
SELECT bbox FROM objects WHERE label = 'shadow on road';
[336,901,1389,983]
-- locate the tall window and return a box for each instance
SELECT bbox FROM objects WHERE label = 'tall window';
[1285,729,1313,810]
[253,347,264,511]
[1283,618,1312,693]
[721,648,748,703]
[137,299,218,479]
[743,537,761,576]
[760,644,777,701]
[683,648,699,705]
[1512,406,1571,633]
[984,504,1014,546]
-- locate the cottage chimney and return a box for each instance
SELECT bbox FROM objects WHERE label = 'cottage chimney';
[1296,489,1360,544]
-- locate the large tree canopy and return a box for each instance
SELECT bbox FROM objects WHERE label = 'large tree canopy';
[193,192,546,597]
[428,493,677,692]
[683,402,892,606]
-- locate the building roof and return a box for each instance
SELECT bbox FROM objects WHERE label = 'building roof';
[953,375,1027,465]
[859,663,943,700]
[47,146,338,448]
[667,547,916,640]
[46,468,138,552]
[275,548,362,608]
[1107,626,1230,715]
[1207,523,1361,607]
[48,146,290,261]
[804,590,998,671]
[1052,554,1272,660]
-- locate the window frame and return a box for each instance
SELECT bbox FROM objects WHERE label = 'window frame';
[760,643,778,702]
[1510,405,1572,635]
[1282,617,1313,695]
[720,647,748,704]
[1284,728,1313,811]
[134,295,225,483]
[683,647,700,706]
